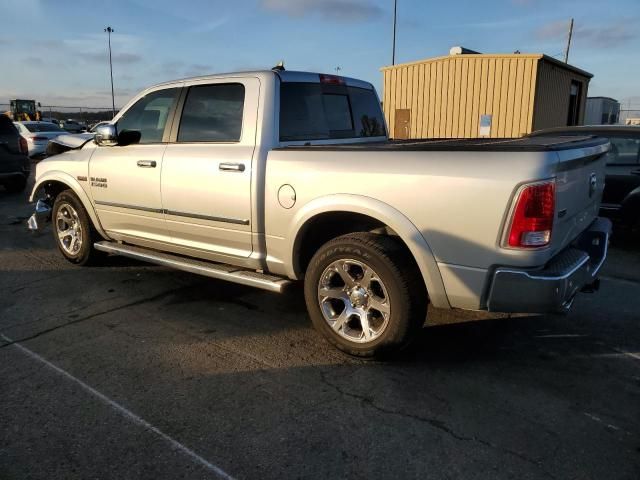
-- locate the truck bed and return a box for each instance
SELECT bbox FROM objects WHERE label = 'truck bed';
[277,136,608,152]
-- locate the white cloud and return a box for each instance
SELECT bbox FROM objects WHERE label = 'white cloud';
[262,0,383,22]
[536,18,638,48]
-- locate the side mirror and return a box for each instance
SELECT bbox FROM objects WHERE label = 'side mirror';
[95,124,118,146]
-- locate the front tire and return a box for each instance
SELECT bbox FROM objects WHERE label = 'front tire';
[52,190,102,265]
[304,233,427,357]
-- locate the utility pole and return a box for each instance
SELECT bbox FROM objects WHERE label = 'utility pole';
[392,0,398,65]
[564,18,574,64]
[104,26,116,118]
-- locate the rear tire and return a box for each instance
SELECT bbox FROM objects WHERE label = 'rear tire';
[304,233,427,358]
[52,190,103,265]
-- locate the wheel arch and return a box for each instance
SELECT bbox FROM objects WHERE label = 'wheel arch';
[287,194,450,309]
[30,171,109,239]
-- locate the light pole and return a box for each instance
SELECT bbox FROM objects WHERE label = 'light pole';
[392,0,397,65]
[104,26,116,119]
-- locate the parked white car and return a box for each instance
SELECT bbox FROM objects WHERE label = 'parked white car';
[27,69,611,356]
[13,121,66,157]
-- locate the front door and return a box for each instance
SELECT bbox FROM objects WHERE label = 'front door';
[161,78,259,259]
[90,87,180,242]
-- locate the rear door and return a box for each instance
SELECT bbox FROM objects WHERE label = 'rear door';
[161,78,259,258]
[89,86,180,242]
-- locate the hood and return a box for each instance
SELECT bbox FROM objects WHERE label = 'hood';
[46,133,95,156]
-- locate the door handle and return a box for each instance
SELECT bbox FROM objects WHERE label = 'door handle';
[219,162,245,172]
[137,160,157,168]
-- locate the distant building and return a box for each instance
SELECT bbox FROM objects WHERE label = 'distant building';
[585,97,620,125]
[381,47,593,139]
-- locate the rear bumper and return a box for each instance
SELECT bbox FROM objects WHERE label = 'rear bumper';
[487,217,611,313]
[28,143,48,157]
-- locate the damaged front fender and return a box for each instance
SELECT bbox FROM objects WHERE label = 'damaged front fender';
[46,133,95,157]
[27,198,53,232]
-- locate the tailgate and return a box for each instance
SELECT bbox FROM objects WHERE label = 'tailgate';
[552,138,609,251]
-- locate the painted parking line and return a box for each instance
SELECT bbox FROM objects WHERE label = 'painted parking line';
[1,334,235,480]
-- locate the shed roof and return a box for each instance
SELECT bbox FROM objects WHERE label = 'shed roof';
[381,53,593,79]
[587,96,619,103]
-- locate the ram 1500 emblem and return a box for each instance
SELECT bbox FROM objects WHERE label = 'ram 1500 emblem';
[91,177,108,188]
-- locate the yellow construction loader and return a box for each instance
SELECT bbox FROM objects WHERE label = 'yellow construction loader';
[4,99,42,121]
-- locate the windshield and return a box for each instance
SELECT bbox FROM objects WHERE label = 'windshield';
[279,83,386,142]
[24,123,65,133]
[16,100,36,114]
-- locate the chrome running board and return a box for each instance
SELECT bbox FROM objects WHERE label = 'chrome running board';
[94,241,292,293]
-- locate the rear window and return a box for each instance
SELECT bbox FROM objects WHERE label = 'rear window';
[24,123,65,133]
[606,137,640,165]
[279,83,385,142]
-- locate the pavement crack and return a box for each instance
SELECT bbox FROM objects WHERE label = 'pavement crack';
[0,286,190,349]
[318,370,558,480]
[10,273,69,294]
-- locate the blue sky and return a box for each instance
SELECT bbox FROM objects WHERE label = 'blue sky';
[1,0,638,110]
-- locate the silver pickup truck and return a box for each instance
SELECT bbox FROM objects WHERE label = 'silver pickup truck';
[28,69,611,357]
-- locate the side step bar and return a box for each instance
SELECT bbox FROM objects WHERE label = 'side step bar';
[94,241,292,293]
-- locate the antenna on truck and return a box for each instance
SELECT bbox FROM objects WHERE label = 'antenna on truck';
[272,61,285,71]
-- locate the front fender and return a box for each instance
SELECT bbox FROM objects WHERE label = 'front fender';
[287,194,450,309]
[30,170,110,240]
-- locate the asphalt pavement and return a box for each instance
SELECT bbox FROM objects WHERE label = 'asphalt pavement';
[1,180,639,480]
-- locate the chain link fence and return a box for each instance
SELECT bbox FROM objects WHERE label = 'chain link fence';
[619,109,640,125]
[1,103,118,127]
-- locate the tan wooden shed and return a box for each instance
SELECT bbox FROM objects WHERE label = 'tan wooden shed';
[381,50,593,139]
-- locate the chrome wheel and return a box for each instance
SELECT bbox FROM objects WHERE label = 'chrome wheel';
[55,202,83,256]
[317,259,391,343]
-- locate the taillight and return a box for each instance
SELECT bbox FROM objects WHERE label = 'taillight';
[506,180,555,248]
[19,136,28,154]
[31,136,49,141]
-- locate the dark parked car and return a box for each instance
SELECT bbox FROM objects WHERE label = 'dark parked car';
[0,114,30,193]
[530,126,640,231]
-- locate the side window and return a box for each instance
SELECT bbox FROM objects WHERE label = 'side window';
[117,88,179,144]
[178,84,245,143]
[606,137,640,165]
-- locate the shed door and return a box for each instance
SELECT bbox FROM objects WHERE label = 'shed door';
[567,81,582,126]
[394,109,411,139]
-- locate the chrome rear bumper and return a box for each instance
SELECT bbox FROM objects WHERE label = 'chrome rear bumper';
[487,217,611,313]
